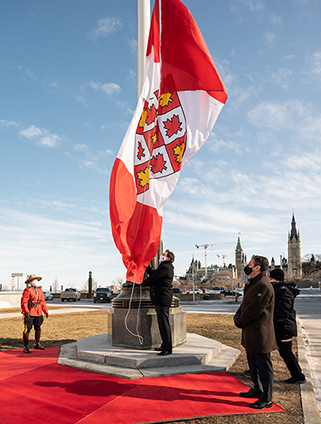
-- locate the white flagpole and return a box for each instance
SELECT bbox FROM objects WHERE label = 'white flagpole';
[138,0,150,99]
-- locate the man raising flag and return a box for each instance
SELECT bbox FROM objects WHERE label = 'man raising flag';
[109,0,227,283]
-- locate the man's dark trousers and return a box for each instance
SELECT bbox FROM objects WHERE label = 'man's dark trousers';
[155,305,172,352]
[276,337,304,378]
[247,351,274,402]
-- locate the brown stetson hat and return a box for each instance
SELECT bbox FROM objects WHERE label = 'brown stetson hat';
[25,274,42,284]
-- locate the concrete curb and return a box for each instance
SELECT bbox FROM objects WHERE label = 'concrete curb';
[297,318,321,423]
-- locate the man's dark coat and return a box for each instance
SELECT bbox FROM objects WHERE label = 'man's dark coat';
[272,281,299,339]
[235,273,277,354]
[142,260,173,307]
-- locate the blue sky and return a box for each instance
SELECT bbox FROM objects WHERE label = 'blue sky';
[1,0,321,291]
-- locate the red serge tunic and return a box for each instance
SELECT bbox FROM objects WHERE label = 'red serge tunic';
[21,287,48,317]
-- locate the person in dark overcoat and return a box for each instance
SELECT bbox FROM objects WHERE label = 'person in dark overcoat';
[234,255,277,409]
[269,268,305,384]
[142,249,174,355]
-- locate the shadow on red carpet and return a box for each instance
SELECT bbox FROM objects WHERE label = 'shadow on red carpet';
[0,347,284,424]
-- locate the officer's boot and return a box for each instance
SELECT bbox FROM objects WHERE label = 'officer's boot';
[23,332,31,354]
[34,331,44,350]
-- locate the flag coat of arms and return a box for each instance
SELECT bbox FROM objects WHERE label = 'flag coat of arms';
[110,0,227,283]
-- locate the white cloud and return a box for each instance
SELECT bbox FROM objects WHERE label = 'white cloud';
[128,38,138,55]
[25,68,37,81]
[268,68,293,90]
[20,125,43,139]
[262,30,276,47]
[269,13,283,25]
[230,0,264,13]
[0,120,19,129]
[74,143,88,151]
[247,99,308,130]
[279,152,321,172]
[309,51,321,75]
[89,16,122,40]
[20,125,61,148]
[208,138,242,155]
[90,81,121,96]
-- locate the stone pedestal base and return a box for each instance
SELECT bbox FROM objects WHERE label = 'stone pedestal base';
[108,306,186,350]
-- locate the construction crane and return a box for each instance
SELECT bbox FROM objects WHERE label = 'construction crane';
[195,240,249,277]
[217,254,228,267]
[195,243,234,277]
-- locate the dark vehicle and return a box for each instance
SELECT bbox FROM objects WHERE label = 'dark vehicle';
[94,287,112,303]
[221,289,243,297]
[172,288,182,294]
[212,286,224,292]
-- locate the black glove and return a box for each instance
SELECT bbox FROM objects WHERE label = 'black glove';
[233,314,242,328]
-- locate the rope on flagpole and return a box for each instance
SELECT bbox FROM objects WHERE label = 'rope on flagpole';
[124,277,144,345]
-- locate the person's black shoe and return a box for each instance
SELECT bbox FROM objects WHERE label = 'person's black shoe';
[284,376,306,384]
[34,343,45,350]
[157,350,172,356]
[23,347,31,354]
[248,399,273,409]
[239,388,262,398]
[154,347,163,351]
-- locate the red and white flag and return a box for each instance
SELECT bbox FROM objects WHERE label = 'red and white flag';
[109,0,227,283]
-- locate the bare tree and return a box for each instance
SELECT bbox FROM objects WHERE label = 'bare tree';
[52,277,59,293]
[112,277,124,291]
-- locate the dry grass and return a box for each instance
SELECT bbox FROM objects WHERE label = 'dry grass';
[0,311,303,423]
[0,309,108,349]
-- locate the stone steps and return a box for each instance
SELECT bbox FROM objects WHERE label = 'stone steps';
[58,333,240,379]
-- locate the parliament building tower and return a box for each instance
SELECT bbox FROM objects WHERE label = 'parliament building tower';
[235,237,245,281]
[288,214,302,277]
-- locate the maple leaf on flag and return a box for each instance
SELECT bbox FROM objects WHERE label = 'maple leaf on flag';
[137,141,145,160]
[137,167,150,187]
[150,153,167,174]
[159,92,173,108]
[146,104,157,125]
[151,132,158,145]
[173,142,185,164]
[138,108,148,128]
[163,114,182,138]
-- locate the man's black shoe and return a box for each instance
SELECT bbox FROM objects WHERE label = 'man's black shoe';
[284,376,306,384]
[157,350,172,356]
[23,347,31,354]
[248,399,273,409]
[239,388,261,398]
[154,347,163,351]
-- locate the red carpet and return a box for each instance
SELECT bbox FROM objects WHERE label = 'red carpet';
[0,348,283,424]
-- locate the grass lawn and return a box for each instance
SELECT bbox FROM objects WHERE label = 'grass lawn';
[0,310,303,424]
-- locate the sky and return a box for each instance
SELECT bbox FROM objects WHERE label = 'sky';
[1,0,321,291]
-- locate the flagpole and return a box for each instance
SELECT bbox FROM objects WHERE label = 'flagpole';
[138,0,150,99]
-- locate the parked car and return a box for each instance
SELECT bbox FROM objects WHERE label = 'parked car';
[94,287,112,303]
[60,288,81,302]
[172,288,182,294]
[221,289,243,297]
[43,291,53,301]
[185,289,202,294]
[212,286,224,292]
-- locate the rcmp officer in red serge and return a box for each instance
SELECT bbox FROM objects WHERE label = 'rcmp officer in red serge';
[21,274,49,354]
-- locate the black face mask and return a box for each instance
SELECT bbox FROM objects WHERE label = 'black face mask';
[244,265,254,276]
